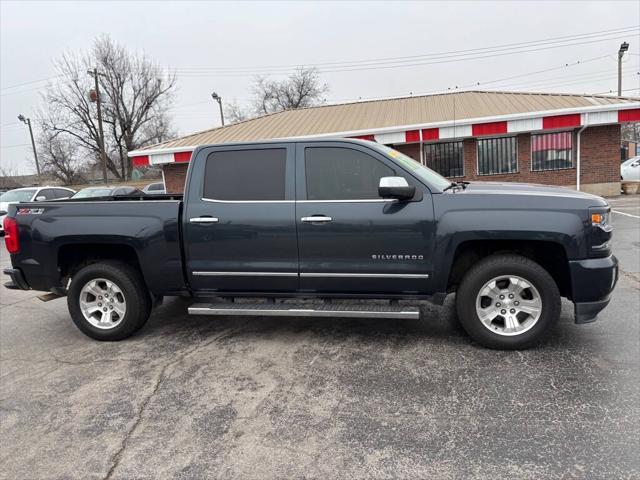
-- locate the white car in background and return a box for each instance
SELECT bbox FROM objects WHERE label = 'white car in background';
[0,186,75,236]
[621,156,640,182]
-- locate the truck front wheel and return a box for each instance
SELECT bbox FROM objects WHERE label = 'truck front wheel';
[456,254,561,349]
[67,261,151,341]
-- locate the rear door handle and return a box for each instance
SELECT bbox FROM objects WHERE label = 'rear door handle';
[189,217,219,224]
[301,216,332,223]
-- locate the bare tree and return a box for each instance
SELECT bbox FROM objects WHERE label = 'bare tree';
[0,166,21,190]
[39,35,177,180]
[224,100,250,125]
[622,122,640,142]
[252,67,328,115]
[37,129,84,185]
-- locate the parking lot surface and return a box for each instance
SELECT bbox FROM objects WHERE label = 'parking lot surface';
[1,196,639,479]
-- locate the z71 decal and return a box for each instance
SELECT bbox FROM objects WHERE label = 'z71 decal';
[17,208,45,215]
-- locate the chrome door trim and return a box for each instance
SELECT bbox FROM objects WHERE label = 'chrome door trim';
[297,199,397,204]
[192,271,429,279]
[300,272,429,279]
[201,198,396,204]
[192,271,298,277]
[202,197,295,204]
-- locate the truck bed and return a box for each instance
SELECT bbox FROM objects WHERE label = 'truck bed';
[8,197,187,295]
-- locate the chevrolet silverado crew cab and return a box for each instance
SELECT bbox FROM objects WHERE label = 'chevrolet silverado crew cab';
[3,139,618,349]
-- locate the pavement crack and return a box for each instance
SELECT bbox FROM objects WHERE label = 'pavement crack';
[104,361,169,480]
[102,324,246,480]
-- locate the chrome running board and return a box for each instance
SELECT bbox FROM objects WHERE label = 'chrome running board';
[188,302,420,320]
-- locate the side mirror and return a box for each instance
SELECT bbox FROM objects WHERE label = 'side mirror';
[35,196,46,202]
[0,210,7,216]
[378,177,415,200]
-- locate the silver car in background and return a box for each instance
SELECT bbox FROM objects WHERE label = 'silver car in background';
[142,182,166,194]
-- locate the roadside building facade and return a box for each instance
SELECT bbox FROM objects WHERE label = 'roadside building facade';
[129,91,640,196]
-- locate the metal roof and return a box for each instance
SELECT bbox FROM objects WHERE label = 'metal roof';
[136,90,639,152]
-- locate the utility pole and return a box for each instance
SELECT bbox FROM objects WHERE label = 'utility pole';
[618,42,629,96]
[87,68,108,183]
[17,114,41,184]
[211,92,225,126]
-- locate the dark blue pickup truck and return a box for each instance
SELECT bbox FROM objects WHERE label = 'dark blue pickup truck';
[2,139,618,349]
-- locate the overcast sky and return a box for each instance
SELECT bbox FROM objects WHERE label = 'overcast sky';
[1,0,639,174]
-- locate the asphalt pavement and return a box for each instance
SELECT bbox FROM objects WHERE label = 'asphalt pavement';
[0,196,638,479]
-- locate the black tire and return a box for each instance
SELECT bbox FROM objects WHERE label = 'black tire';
[455,254,560,350]
[67,261,151,341]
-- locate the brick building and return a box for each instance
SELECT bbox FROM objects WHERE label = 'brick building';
[129,91,640,196]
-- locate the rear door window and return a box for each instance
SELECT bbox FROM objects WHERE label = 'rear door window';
[203,148,287,201]
[304,147,394,200]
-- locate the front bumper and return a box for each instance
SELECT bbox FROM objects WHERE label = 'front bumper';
[3,268,29,290]
[569,255,618,324]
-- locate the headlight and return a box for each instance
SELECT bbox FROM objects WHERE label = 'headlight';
[590,211,610,228]
[588,207,612,257]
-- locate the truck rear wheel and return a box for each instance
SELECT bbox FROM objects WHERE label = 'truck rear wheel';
[456,254,560,349]
[67,261,151,341]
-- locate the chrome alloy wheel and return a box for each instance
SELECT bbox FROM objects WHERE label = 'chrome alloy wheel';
[475,275,542,336]
[79,278,127,330]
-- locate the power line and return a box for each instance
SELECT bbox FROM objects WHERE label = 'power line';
[458,55,610,89]
[481,66,638,91]
[174,25,638,73]
[0,75,62,92]
[0,143,29,149]
[3,26,636,98]
[594,87,640,94]
[172,33,637,77]
[322,69,638,105]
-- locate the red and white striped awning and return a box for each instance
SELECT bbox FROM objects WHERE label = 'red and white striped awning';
[129,104,640,166]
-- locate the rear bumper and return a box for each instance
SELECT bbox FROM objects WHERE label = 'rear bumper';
[3,268,30,290]
[569,255,618,324]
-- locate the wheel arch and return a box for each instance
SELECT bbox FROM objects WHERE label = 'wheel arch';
[58,243,143,284]
[446,240,572,299]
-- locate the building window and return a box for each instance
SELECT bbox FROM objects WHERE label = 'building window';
[477,137,518,175]
[531,131,574,171]
[304,147,394,200]
[203,148,286,201]
[424,141,464,177]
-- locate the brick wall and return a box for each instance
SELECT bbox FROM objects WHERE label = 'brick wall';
[394,124,620,189]
[163,163,188,193]
[393,143,421,160]
[580,124,621,185]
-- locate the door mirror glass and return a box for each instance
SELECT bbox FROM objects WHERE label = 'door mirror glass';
[35,195,46,202]
[378,176,415,200]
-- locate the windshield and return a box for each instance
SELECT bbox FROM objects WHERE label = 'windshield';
[622,156,640,167]
[0,189,37,203]
[72,188,112,198]
[376,144,452,191]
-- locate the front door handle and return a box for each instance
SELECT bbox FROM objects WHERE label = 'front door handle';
[301,216,332,223]
[189,216,219,224]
